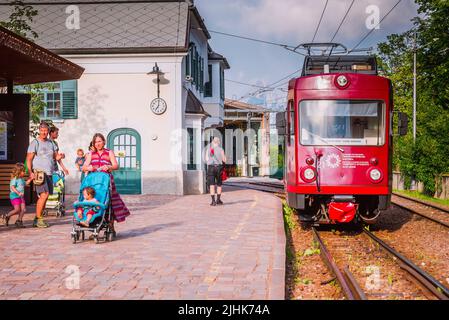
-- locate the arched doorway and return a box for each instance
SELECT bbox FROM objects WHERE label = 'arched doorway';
[107,128,141,194]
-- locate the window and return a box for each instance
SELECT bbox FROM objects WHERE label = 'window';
[187,128,198,170]
[219,67,225,100]
[299,100,386,146]
[15,80,78,120]
[204,65,213,97]
[288,100,295,145]
[199,57,204,93]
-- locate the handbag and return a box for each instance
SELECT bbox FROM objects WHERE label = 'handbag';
[221,166,228,182]
[33,169,45,186]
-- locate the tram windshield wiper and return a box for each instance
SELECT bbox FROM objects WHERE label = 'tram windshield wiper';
[303,129,345,153]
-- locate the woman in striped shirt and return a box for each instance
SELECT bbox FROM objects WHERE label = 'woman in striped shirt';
[83,133,130,237]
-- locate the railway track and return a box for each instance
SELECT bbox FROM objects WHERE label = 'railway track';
[363,229,449,300]
[393,192,449,214]
[228,181,449,228]
[226,181,449,299]
[391,195,449,229]
[224,181,284,196]
[312,228,367,300]
[313,227,449,300]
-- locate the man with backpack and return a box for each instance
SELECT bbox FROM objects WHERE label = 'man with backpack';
[26,122,63,228]
[205,137,227,206]
[49,126,69,176]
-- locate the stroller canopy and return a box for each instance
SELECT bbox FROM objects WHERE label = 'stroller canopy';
[79,172,111,205]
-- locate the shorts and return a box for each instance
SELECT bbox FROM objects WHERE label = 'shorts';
[10,197,25,206]
[35,173,54,195]
[207,165,223,187]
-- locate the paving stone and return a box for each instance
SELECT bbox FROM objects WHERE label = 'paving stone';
[0,189,284,299]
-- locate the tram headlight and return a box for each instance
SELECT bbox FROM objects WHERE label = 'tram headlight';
[368,168,383,183]
[335,74,351,89]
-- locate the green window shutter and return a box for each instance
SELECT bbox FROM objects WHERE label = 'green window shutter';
[195,49,199,88]
[61,80,78,119]
[205,64,213,97]
[200,57,204,93]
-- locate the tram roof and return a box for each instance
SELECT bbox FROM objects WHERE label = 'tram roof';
[302,55,378,77]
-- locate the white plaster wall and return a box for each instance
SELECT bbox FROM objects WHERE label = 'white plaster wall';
[53,54,185,195]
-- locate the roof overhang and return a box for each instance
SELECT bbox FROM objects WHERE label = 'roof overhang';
[224,99,268,113]
[186,89,210,117]
[189,5,211,40]
[0,26,84,86]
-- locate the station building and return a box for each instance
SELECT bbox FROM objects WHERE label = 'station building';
[0,0,230,196]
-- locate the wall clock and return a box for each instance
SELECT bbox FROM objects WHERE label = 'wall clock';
[150,98,167,115]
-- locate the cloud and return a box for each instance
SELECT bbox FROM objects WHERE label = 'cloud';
[198,0,418,47]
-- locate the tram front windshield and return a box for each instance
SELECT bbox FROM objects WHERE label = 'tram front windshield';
[300,100,385,146]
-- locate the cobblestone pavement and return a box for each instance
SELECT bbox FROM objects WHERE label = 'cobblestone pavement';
[0,187,285,300]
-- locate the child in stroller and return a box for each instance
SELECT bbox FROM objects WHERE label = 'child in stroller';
[43,171,66,217]
[71,171,114,244]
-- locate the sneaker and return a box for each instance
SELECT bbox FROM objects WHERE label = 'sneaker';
[32,217,38,227]
[210,200,217,206]
[15,220,26,228]
[216,199,224,206]
[4,215,10,227]
[35,218,49,228]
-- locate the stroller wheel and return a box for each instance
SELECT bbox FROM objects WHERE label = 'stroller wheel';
[94,236,100,244]
[81,231,85,241]
[71,234,77,244]
[76,231,81,241]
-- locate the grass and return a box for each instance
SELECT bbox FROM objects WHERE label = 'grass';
[394,189,449,207]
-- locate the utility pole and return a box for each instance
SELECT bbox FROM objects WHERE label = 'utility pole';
[413,31,417,143]
[247,112,252,178]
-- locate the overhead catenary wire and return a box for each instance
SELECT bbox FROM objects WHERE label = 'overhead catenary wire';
[233,68,303,104]
[207,29,308,57]
[312,0,330,43]
[349,0,403,53]
[330,0,356,43]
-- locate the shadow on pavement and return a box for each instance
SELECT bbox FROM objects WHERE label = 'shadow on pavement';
[118,222,183,240]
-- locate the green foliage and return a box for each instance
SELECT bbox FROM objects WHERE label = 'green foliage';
[0,1,38,40]
[378,0,449,195]
[0,1,49,135]
[283,202,297,233]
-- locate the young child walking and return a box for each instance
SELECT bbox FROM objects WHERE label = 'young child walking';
[2,163,33,228]
[76,187,100,227]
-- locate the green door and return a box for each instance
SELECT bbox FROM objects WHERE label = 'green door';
[108,128,141,195]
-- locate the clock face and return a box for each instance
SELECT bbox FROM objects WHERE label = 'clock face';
[150,98,167,115]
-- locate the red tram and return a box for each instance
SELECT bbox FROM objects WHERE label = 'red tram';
[277,44,408,225]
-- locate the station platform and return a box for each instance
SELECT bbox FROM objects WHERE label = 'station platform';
[0,187,285,300]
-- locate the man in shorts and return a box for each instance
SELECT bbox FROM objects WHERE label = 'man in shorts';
[49,126,69,175]
[205,137,227,206]
[26,122,63,228]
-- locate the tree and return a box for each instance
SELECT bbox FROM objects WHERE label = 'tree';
[378,0,449,195]
[0,0,38,40]
[0,0,53,135]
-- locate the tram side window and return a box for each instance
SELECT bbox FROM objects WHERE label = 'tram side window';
[288,100,295,145]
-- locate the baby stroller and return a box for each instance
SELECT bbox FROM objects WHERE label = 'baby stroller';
[43,171,66,217]
[71,172,114,244]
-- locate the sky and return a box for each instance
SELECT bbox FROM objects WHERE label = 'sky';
[195,0,419,110]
